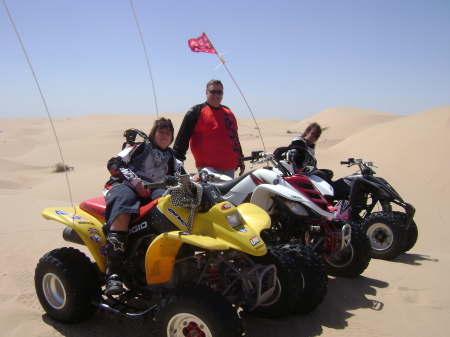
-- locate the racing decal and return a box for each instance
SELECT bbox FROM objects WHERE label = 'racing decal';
[249,236,260,246]
[336,200,351,215]
[90,235,102,243]
[254,244,265,250]
[168,208,188,229]
[221,203,233,210]
[81,203,105,217]
[291,195,304,200]
[55,210,71,215]
[78,221,92,225]
[88,227,100,235]
[128,221,148,234]
[250,173,270,186]
[71,215,89,221]
[54,210,91,223]
[99,245,108,257]
[237,227,248,233]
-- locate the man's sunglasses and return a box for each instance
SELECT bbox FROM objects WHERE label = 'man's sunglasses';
[208,90,223,95]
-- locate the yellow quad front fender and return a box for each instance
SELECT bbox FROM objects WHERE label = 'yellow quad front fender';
[41,207,107,272]
[145,202,272,285]
[145,231,230,285]
[236,202,271,233]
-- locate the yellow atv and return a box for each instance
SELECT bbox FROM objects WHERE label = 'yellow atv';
[35,174,304,336]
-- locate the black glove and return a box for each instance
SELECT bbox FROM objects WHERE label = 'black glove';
[273,147,288,161]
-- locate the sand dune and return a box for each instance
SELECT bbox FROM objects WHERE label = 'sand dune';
[289,107,403,140]
[0,106,449,337]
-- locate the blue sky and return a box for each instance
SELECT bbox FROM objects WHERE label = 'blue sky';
[1,0,449,120]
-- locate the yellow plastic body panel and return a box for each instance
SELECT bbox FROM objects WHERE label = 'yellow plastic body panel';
[41,207,107,272]
[145,198,271,285]
[157,197,270,255]
[41,195,272,284]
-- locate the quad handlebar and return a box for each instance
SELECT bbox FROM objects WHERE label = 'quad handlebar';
[144,174,192,190]
[239,151,264,163]
[238,147,316,177]
[340,158,377,174]
[144,174,197,200]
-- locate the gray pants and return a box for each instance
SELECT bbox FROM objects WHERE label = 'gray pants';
[104,184,165,228]
[197,167,235,179]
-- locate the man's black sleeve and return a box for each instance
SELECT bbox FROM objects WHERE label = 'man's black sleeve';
[173,105,202,161]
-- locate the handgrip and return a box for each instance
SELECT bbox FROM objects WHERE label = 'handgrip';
[144,181,168,190]
[240,150,263,162]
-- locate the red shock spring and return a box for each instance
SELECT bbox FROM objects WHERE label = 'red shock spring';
[206,267,220,289]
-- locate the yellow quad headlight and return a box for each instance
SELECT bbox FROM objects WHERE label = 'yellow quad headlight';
[227,212,242,228]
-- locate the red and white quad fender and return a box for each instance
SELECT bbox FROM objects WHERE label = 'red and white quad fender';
[250,184,334,218]
[309,175,334,197]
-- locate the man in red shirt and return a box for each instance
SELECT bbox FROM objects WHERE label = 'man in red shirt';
[173,79,245,178]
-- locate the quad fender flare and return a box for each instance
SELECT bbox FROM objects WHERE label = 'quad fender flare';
[250,184,332,218]
[145,232,230,285]
[351,176,402,203]
[309,175,334,197]
[41,207,107,272]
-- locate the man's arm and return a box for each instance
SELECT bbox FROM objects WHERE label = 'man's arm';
[236,133,246,176]
[173,105,202,161]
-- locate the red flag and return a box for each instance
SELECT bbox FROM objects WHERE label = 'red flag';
[188,33,217,54]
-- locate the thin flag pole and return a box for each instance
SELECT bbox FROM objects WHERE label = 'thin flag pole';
[3,0,75,207]
[130,0,159,118]
[203,32,267,153]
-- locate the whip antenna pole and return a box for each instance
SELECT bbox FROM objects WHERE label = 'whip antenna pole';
[130,0,159,117]
[3,0,74,207]
[204,32,267,152]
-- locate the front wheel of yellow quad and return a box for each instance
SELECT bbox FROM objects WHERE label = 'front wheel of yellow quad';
[154,285,243,337]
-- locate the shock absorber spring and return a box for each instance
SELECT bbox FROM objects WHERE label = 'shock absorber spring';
[206,264,220,289]
[195,254,203,270]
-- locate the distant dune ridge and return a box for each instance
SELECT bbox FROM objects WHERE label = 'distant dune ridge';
[0,106,449,337]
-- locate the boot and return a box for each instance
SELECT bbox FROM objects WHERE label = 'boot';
[105,231,127,295]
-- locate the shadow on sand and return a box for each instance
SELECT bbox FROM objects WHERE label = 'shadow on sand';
[241,275,388,337]
[42,275,389,337]
[391,253,439,266]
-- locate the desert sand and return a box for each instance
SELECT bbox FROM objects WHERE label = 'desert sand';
[0,106,449,336]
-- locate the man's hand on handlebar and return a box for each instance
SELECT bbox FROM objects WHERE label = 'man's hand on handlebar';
[239,162,245,176]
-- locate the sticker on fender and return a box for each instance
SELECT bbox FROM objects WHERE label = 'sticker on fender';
[249,236,260,246]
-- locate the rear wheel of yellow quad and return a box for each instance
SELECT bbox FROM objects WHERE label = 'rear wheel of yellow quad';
[35,247,101,323]
[154,285,243,337]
